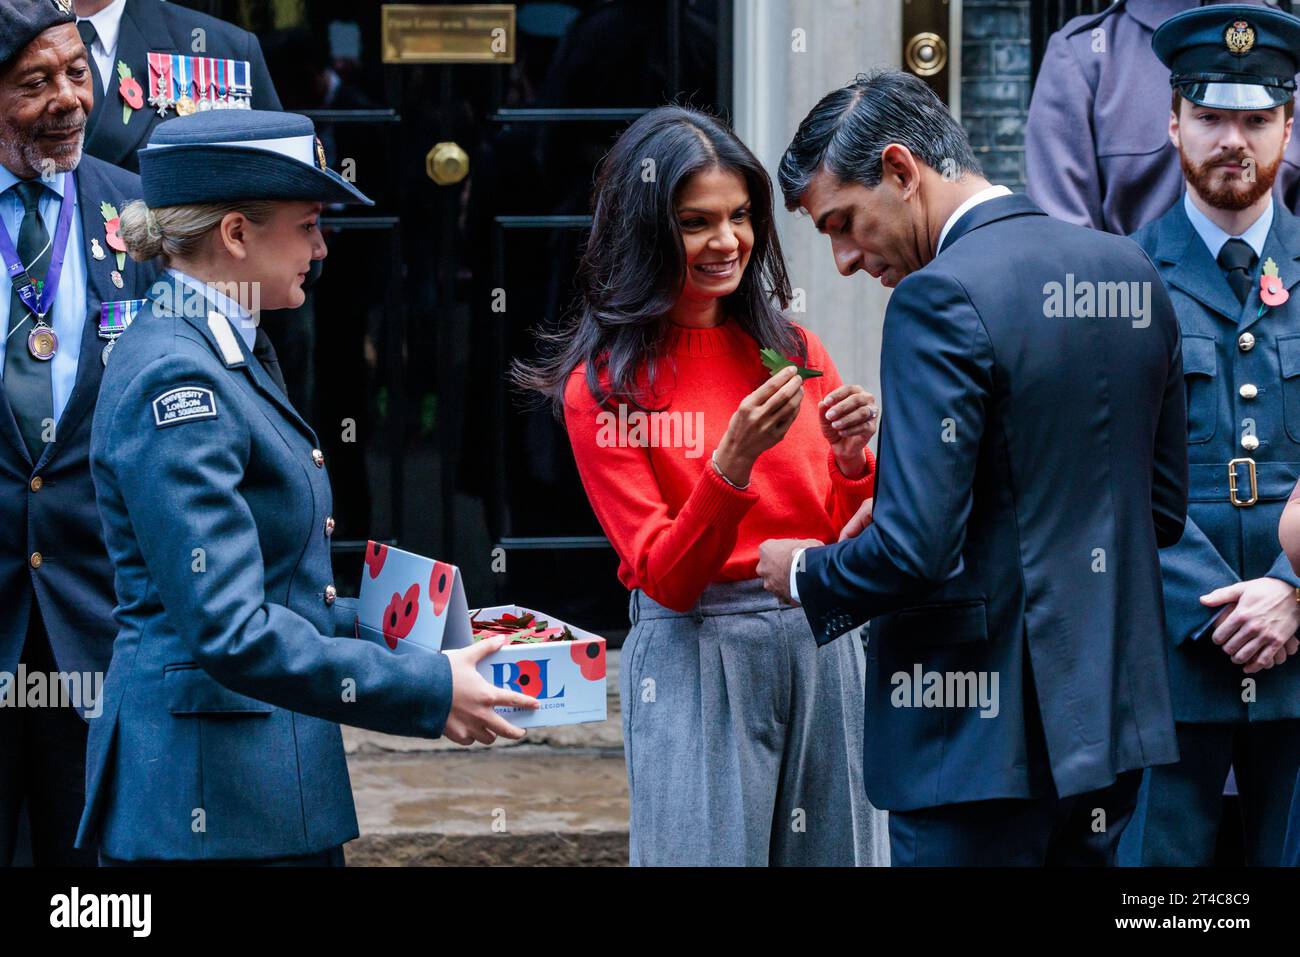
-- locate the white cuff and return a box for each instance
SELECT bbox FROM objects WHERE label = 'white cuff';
[790,547,806,604]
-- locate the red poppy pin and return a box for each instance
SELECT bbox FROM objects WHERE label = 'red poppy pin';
[99,202,127,272]
[1259,256,1289,317]
[117,61,144,125]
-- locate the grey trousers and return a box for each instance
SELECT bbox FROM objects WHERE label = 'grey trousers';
[622,579,889,866]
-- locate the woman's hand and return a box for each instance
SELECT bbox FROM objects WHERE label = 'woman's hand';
[819,385,878,479]
[713,365,804,487]
[442,636,539,745]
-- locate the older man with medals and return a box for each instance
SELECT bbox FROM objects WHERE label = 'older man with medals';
[72,0,280,174]
[0,0,158,866]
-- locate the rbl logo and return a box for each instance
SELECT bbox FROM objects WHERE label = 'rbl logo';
[491,660,565,700]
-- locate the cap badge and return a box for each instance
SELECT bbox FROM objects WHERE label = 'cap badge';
[53,0,73,14]
[315,136,328,172]
[1225,20,1256,55]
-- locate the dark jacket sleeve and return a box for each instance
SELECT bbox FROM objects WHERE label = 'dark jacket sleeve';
[103,350,453,738]
[1150,280,1189,549]
[795,271,992,644]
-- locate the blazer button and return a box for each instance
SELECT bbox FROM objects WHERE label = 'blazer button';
[1242,434,1260,452]
[1240,384,1259,400]
[312,449,325,468]
[29,476,42,492]
[1238,332,1256,352]
[30,552,42,569]
[325,517,336,538]
[324,584,337,606]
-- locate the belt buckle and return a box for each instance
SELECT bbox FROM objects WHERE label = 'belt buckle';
[1228,457,1258,507]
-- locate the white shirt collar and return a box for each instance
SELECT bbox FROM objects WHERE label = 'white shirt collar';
[80,0,128,56]
[937,184,1012,254]
[1183,192,1273,261]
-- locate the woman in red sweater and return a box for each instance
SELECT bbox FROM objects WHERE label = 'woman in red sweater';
[515,106,887,866]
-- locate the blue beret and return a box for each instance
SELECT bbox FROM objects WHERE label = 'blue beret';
[1153,4,1300,110]
[138,109,374,208]
[0,0,75,69]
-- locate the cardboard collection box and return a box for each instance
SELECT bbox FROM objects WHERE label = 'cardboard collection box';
[354,542,607,728]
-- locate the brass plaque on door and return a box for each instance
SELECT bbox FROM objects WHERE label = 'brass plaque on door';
[382,4,516,64]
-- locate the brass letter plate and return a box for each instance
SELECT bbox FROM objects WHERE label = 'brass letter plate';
[382,4,516,65]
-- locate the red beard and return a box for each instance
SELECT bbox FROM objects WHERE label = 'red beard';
[1181,146,1281,211]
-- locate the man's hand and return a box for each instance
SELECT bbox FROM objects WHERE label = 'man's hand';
[758,537,823,605]
[1201,578,1300,674]
[839,498,874,541]
[442,636,540,745]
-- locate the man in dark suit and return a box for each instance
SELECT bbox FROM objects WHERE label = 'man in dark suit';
[73,0,279,173]
[0,0,158,866]
[757,69,1189,865]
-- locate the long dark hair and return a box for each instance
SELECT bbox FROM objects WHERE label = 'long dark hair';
[513,105,806,416]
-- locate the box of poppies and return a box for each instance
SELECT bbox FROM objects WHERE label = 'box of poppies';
[354,542,607,728]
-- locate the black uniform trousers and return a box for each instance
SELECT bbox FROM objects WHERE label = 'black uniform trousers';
[1130,720,1300,866]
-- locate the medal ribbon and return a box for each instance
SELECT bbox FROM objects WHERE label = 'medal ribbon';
[0,171,78,321]
[148,52,172,100]
[173,54,189,101]
[232,59,251,100]
[99,298,147,338]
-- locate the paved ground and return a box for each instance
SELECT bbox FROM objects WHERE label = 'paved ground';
[342,649,629,866]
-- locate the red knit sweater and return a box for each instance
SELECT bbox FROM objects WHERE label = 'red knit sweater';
[563,319,876,612]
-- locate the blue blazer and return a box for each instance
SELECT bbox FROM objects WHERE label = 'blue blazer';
[1130,201,1300,723]
[795,194,1187,812]
[83,0,281,174]
[0,155,157,688]
[75,282,453,861]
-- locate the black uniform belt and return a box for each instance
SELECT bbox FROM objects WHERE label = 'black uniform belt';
[1188,460,1300,506]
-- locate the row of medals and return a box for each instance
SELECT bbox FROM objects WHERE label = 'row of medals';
[22,92,255,364]
[150,93,254,117]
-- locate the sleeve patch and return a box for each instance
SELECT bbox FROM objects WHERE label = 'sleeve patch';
[152,386,218,428]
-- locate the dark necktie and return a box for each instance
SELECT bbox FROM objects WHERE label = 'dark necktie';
[4,181,55,459]
[76,20,105,117]
[1217,238,1257,305]
[253,327,288,396]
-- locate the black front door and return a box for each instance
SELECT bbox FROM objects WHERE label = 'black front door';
[175,0,734,638]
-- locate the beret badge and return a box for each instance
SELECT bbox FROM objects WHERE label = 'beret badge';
[1225,19,1256,55]
[52,0,73,14]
